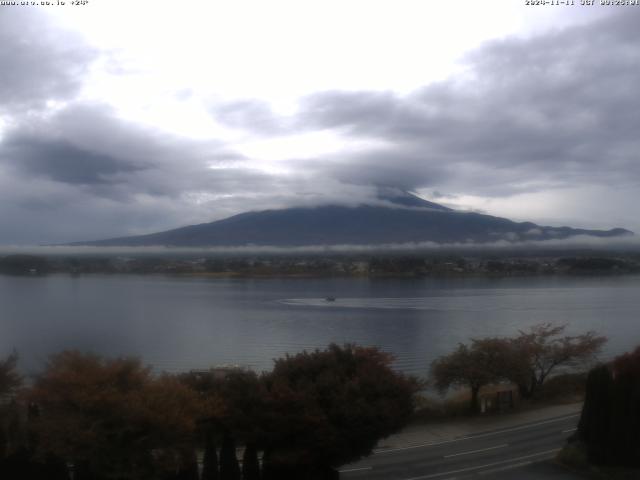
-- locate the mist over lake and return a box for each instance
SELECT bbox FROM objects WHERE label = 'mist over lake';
[1,273,638,377]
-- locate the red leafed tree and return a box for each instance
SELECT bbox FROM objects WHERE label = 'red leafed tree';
[260,344,420,479]
[430,338,513,412]
[28,351,203,479]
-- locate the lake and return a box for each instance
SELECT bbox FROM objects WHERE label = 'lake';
[1,274,639,378]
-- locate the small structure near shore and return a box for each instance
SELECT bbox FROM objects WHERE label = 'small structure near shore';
[479,388,517,414]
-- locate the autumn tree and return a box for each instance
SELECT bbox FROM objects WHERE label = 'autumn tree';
[508,324,606,398]
[28,351,202,480]
[260,344,420,479]
[430,338,513,412]
[432,325,607,408]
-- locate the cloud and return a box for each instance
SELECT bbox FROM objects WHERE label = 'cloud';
[298,147,452,191]
[290,12,640,196]
[210,100,293,135]
[0,9,95,112]
[0,103,283,243]
[4,232,640,257]
[3,135,146,185]
[0,100,379,243]
[0,103,245,195]
[2,9,640,244]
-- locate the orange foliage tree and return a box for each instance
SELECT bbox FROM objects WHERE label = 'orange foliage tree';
[28,351,204,479]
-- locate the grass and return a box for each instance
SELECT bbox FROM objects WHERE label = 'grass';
[530,372,586,404]
[411,392,472,422]
[411,373,587,424]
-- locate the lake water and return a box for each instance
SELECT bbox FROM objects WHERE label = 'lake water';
[1,274,639,378]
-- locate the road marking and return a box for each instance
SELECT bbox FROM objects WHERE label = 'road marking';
[562,427,577,433]
[339,466,372,473]
[375,414,579,454]
[443,443,508,458]
[478,460,533,475]
[402,448,561,480]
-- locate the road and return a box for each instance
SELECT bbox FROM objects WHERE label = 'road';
[339,413,582,479]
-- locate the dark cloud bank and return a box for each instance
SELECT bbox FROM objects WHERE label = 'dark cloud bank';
[215,12,640,196]
[1,10,639,244]
[291,13,640,196]
[0,9,93,112]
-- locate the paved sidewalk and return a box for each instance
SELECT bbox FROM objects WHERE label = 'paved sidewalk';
[377,402,583,450]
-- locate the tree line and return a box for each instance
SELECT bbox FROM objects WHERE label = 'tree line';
[0,344,419,480]
[0,324,612,479]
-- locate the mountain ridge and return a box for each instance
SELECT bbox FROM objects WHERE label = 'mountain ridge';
[70,192,633,247]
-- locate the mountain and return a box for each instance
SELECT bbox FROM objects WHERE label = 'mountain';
[72,192,632,247]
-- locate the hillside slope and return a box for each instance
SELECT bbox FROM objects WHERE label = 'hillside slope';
[72,193,632,247]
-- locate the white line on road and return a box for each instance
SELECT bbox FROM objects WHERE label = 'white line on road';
[402,448,561,480]
[478,460,533,476]
[338,466,372,473]
[562,427,577,433]
[375,414,579,454]
[443,443,508,458]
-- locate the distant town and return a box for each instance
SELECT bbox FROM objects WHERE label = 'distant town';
[2,251,640,277]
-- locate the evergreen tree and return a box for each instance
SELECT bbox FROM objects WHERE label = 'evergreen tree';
[1,448,32,480]
[259,450,274,480]
[176,448,199,480]
[577,347,640,467]
[241,443,260,480]
[0,423,7,461]
[202,433,219,480]
[609,347,640,467]
[219,433,240,480]
[578,364,612,464]
[73,460,97,480]
[43,453,71,480]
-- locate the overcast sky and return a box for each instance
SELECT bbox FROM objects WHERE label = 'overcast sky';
[0,0,638,244]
